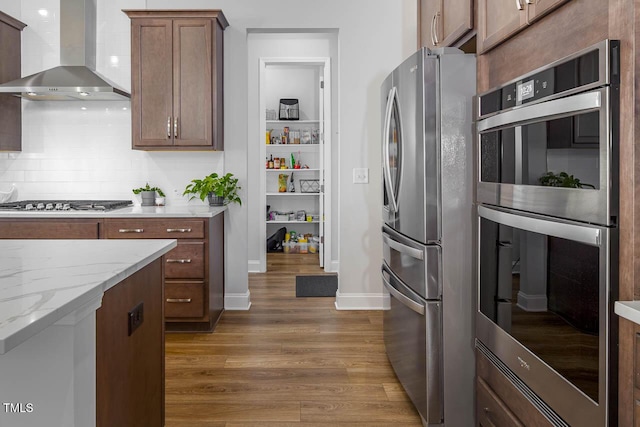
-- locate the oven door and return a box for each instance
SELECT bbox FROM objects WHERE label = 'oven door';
[476,87,617,226]
[476,206,617,426]
[476,205,614,426]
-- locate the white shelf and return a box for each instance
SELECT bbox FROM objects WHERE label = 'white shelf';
[266,144,319,151]
[266,120,321,124]
[266,192,319,196]
[267,220,320,224]
[265,168,319,172]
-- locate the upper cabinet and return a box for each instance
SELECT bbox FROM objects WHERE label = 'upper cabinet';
[124,10,228,151]
[418,0,473,49]
[0,12,26,152]
[477,0,570,53]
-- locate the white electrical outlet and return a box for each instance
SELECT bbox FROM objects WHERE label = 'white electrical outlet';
[353,168,369,184]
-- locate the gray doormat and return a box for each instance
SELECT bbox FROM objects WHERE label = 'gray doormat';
[296,275,338,297]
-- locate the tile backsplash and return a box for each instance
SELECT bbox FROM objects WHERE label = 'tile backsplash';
[0,0,224,206]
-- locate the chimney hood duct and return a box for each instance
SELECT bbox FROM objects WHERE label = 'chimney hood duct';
[0,0,130,101]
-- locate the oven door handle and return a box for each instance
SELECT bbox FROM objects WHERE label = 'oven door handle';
[478,205,602,246]
[382,264,425,315]
[477,89,603,132]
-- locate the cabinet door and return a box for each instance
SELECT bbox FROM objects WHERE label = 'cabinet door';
[418,0,441,49]
[477,0,525,53]
[441,0,473,47]
[526,0,570,24]
[0,12,25,151]
[173,19,212,147]
[131,19,173,148]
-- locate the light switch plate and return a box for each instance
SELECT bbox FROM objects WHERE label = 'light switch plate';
[353,168,369,184]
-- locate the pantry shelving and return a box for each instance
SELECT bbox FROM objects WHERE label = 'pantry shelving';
[259,57,331,271]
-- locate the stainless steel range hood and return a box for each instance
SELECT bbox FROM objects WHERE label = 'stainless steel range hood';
[0,0,130,101]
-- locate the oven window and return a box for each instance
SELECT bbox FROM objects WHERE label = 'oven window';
[480,111,600,190]
[479,217,600,402]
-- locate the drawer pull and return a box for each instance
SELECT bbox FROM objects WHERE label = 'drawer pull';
[118,228,144,233]
[166,298,192,303]
[166,228,192,233]
[166,259,192,264]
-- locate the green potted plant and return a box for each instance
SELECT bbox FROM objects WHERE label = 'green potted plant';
[133,183,165,206]
[538,171,595,189]
[183,172,242,206]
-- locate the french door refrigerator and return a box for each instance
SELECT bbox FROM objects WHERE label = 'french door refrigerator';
[381,47,475,426]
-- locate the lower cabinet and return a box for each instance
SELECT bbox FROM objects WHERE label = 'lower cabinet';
[476,348,553,427]
[102,215,224,332]
[96,258,164,427]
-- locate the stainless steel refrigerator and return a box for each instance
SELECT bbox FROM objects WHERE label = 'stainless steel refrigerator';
[381,47,475,426]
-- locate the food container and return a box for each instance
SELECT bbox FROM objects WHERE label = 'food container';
[300,179,320,193]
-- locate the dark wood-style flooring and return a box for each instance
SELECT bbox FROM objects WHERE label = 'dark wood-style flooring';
[165,253,423,426]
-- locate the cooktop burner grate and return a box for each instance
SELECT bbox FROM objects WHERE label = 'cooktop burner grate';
[0,200,132,211]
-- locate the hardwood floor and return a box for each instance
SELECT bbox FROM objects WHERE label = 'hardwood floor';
[165,253,423,426]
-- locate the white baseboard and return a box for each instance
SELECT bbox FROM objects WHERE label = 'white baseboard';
[248,260,261,273]
[334,291,389,310]
[516,291,547,312]
[225,291,252,310]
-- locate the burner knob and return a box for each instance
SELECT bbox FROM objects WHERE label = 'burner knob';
[36,203,45,210]
[45,203,54,210]
[55,203,63,210]
[62,203,71,210]
[25,203,35,210]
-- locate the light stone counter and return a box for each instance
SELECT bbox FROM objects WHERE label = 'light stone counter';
[615,301,640,325]
[0,204,226,219]
[0,239,176,354]
[0,239,175,427]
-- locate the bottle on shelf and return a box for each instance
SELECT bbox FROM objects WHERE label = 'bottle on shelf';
[274,157,281,169]
[268,154,274,169]
[288,173,295,192]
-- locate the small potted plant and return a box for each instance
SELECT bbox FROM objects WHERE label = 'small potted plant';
[133,183,165,206]
[183,172,242,206]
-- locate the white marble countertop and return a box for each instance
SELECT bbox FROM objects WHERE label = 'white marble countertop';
[615,301,640,325]
[0,205,227,218]
[0,239,176,354]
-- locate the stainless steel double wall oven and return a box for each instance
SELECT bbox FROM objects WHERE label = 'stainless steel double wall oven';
[475,40,620,426]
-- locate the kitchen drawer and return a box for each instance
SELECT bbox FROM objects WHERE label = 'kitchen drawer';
[103,219,205,239]
[165,282,204,318]
[165,242,204,279]
[0,220,100,239]
[477,377,523,427]
[476,349,553,426]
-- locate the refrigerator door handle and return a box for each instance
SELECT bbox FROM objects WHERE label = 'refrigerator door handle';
[382,264,425,315]
[383,86,399,213]
[382,233,425,260]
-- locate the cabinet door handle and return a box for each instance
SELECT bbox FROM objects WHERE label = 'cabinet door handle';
[433,12,440,45]
[118,228,144,233]
[166,298,192,303]
[166,228,192,233]
[174,117,179,138]
[516,0,524,9]
[166,259,192,264]
[167,116,171,138]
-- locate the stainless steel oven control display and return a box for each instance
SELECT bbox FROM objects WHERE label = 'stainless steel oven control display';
[476,39,620,226]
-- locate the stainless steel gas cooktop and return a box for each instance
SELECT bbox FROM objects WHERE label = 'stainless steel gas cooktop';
[0,200,132,211]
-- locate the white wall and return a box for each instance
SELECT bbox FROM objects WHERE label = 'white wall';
[0,0,417,310]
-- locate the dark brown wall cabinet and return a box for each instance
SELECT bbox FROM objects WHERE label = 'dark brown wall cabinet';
[125,10,228,151]
[0,12,26,152]
[419,0,473,49]
[477,0,570,53]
